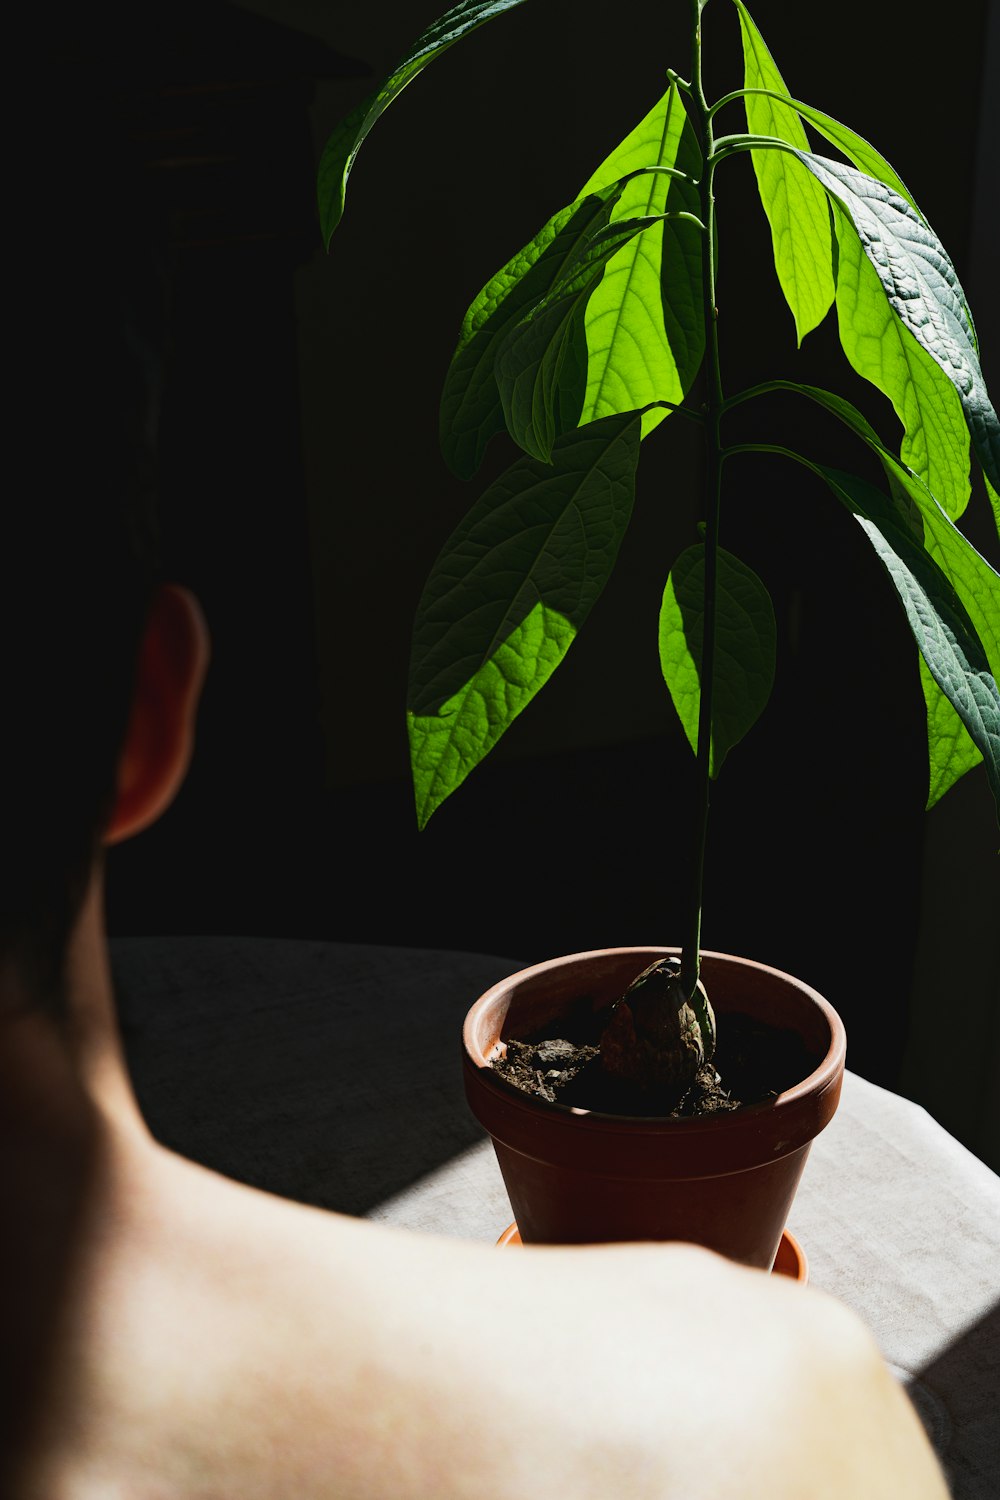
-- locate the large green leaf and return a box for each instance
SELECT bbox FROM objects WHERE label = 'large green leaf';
[786,384,1000,807]
[658,542,776,777]
[884,463,993,803]
[750,86,972,523]
[792,388,1000,673]
[792,150,1000,500]
[494,214,668,462]
[440,190,623,479]
[918,655,982,809]
[317,0,528,246]
[574,84,704,438]
[815,465,1000,811]
[734,1,834,343]
[833,211,971,521]
[440,84,703,474]
[408,413,642,826]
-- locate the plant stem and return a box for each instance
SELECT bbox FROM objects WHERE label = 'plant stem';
[680,0,725,1009]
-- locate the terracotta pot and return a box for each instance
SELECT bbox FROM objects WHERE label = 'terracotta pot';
[462,947,846,1271]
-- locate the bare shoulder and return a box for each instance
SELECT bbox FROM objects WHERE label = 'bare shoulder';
[10,1148,948,1500]
[597,1242,949,1500]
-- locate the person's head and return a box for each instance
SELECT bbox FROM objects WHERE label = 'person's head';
[2,67,208,1018]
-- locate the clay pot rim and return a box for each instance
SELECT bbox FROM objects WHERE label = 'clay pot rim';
[463,945,846,1135]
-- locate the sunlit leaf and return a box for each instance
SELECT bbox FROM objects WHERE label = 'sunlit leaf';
[793,151,1000,499]
[658,543,776,777]
[317,0,529,246]
[735,1,834,343]
[575,84,704,437]
[495,214,668,461]
[833,211,971,520]
[919,657,982,808]
[987,474,1000,541]
[408,414,641,826]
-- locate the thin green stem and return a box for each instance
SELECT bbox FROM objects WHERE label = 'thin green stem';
[706,87,756,120]
[644,398,706,425]
[721,378,805,415]
[663,211,710,231]
[707,86,808,122]
[721,443,833,493]
[721,441,806,466]
[680,0,724,1023]
[710,133,803,167]
[621,163,701,188]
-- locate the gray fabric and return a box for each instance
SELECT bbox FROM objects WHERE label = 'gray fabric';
[113,935,520,1216]
[112,936,999,1498]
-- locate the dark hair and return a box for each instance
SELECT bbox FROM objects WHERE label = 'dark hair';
[2,68,165,1012]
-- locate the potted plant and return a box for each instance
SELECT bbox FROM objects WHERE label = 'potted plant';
[318,0,999,1267]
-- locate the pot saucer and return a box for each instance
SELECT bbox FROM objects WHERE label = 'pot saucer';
[496,1222,808,1283]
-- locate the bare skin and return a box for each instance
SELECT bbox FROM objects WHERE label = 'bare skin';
[3,587,949,1500]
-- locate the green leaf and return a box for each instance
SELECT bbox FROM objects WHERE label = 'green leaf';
[317,0,528,247]
[658,543,776,777]
[494,214,669,462]
[781,383,1000,808]
[814,465,1000,811]
[792,150,1000,499]
[745,82,963,526]
[440,85,703,474]
[779,98,918,211]
[440,190,624,479]
[408,413,642,826]
[791,387,1000,684]
[833,210,971,520]
[919,657,982,809]
[987,474,1000,541]
[574,84,704,438]
[734,1,834,343]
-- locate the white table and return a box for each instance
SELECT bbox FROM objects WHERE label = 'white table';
[113,937,1000,1498]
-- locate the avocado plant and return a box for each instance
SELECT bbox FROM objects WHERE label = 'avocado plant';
[319,0,1000,1103]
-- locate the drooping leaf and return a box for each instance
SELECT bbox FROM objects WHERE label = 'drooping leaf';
[881,461,998,806]
[440,190,624,479]
[918,656,982,808]
[408,413,642,826]
[658,543,776,777]
[735,1,834,343]
[792,150,1000,499]
[833,207,971,520]
[791,387,1000,689]
[779,382,1000,808]
[574,84,704,438]
[317,0,529,246]
[814,464,1000,811]
[494,214,669,462]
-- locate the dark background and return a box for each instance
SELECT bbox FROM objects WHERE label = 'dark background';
[61,1,997,1164]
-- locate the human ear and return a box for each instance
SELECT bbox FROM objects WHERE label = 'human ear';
[103,584,210,846]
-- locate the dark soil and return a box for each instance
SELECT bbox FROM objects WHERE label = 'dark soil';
[491,1002,818,1119]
